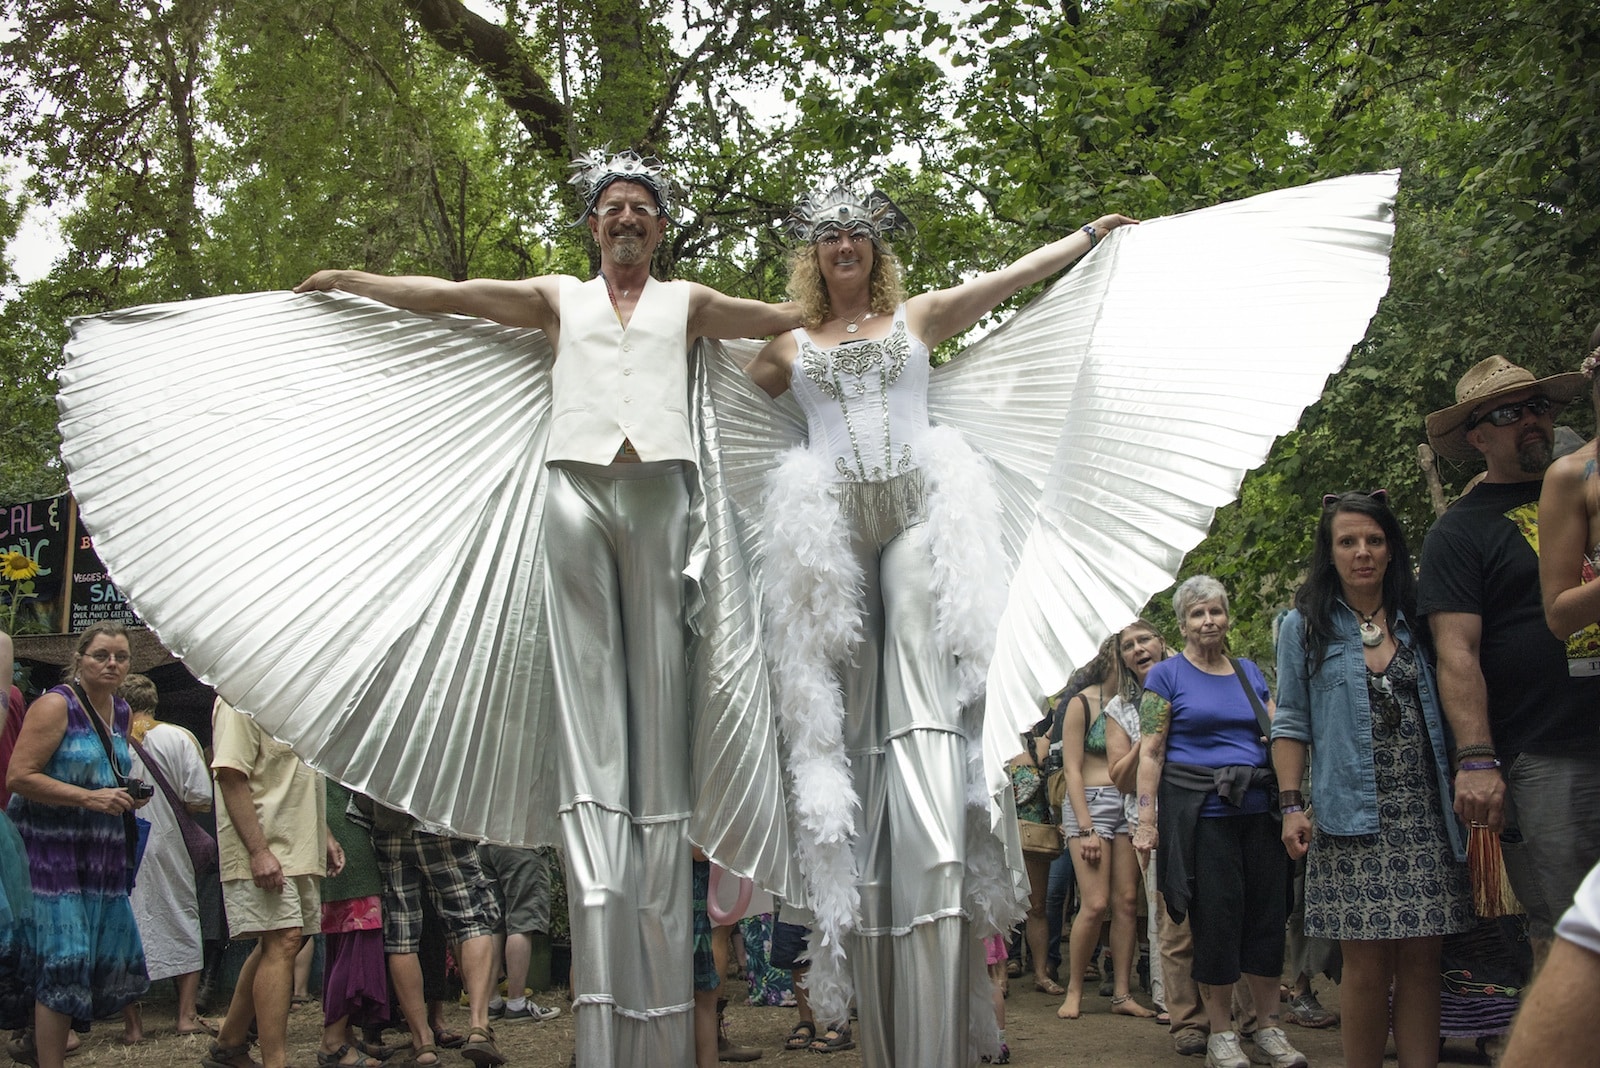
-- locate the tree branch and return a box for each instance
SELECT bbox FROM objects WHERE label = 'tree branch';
[400,0,568,159]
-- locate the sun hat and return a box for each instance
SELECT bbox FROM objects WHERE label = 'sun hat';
[1425,355,1585,462]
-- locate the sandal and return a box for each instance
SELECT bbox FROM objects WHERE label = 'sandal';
[808,1024,854,1053]
[1034,976,1066,996]
[394,1044,441,1068]
[460,1026,506,1067]
[318,1044,386,1068]
[355,1036,403,1061]
[202,1039,261,1068]
[784,1022,817,1051]
[431,1028,466,1050]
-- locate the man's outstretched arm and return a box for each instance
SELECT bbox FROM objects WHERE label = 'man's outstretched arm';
[296,271,561,334]
[687,284,800,341]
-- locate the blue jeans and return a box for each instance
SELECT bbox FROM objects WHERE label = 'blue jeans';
[1045,849,1077,973]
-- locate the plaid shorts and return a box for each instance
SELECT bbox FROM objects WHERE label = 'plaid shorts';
[692,859,718,992]
[371,827,500,955]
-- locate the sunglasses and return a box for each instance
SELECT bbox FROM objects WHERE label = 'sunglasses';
[1323,489,1389,509]
[1465,395,1554,430]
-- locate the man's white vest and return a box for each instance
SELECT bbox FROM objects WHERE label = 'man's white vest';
[548,275,695,466]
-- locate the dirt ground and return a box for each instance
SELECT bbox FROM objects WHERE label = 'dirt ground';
[42,973,1505,1068]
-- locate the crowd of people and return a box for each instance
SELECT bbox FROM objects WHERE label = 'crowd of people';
[3,146,1599,1068]
[1002,341,1600,1068]
[0,624,568,1068]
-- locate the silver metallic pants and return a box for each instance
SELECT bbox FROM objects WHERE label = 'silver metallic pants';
[546,461,694,1068]
[839,476,972,1068]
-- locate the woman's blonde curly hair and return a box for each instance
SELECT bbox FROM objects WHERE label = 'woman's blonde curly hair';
[788,240,908,330]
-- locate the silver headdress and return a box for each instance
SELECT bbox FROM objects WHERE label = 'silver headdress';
[569,147,675,222]
[785,183,909,244]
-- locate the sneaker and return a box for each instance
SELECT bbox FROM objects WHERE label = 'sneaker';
[1284,992,1337,1029]
[501,1001,561,1023]
[1205,1030,1250,1068]
[487,999,506,1020]
[1248,1026,1308,1068]
[1175,1029,1209,1057]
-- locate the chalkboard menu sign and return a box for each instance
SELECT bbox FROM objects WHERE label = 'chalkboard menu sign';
[2,493,140,633]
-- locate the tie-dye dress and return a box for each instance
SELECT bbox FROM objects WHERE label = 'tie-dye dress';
[0,810,36,1029]
[5,685,147,1025]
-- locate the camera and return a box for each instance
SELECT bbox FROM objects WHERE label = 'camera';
[125,778,154,801]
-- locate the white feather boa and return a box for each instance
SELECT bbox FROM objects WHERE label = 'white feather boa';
[761,427,1019,1034]
[761,446,864,1022]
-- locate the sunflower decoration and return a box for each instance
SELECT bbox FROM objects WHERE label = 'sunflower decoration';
[1,551,40,583]
[2,549,43,631]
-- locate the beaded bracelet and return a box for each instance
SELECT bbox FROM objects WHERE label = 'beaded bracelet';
[1081,224,1099,248]
[1458,758,1502,772]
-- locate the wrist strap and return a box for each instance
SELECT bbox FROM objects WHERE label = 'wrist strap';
[1081,224,1098,248]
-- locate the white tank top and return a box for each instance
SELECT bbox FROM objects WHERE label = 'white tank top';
[788,304,932,482]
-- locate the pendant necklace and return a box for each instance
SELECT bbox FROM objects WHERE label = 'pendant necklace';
[840,309,870,334]
[599,272,629,324]
[1356,606,1385,648]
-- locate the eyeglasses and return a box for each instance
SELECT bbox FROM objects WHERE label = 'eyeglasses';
[1465,395,1554,430]
[84,650,131,664]
[595,202,660,219]
[1323,489,1389,509]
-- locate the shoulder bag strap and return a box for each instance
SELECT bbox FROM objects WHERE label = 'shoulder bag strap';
[129,735,186,819]
[71,683,130,785]
[69,683,140,865]
[1228,658,1274,740]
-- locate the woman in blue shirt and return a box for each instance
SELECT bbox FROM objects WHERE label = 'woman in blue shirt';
[1273,490,1471,1068]
[1132,575,1304,1068]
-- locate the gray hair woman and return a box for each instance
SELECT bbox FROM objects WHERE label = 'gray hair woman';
[1131,578,1305,1068]
[7,622,151,1068]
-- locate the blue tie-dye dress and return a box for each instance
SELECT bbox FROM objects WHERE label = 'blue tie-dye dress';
[6,685,147,1025]
[0,809,36,1029]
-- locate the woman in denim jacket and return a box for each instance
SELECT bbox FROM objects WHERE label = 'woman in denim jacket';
[1273,490,1472,1068]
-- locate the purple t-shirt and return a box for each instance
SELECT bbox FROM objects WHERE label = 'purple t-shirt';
[1144,654,1271,817]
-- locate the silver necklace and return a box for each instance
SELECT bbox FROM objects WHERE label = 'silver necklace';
[839,309,871,333]
[1355,606,1385,648]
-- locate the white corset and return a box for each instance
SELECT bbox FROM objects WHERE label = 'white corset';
[789,305,931,482]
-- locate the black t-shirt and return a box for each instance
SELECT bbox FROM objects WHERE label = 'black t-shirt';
[1418,479,1600,760]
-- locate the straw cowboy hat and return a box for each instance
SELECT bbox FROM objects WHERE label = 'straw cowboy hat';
[1425,355,1586,462]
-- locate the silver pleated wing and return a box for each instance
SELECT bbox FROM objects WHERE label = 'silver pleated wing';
[58,289,808,897]
[685,340,805,899]
[59,291,565,848]
[56,168,1396,869]
[939,171,1400,806]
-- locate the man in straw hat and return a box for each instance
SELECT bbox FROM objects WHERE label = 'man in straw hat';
[1417,354,1600,961]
